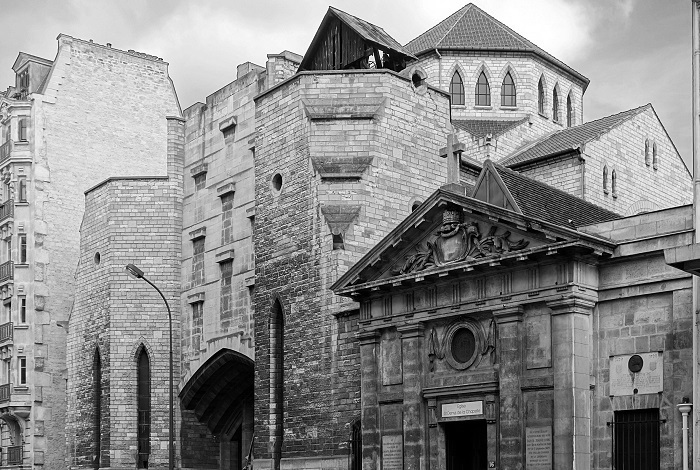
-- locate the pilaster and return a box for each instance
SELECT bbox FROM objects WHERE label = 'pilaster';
[397,323,425,470]
[358,330,381,470]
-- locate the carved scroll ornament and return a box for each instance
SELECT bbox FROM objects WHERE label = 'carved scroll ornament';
[396,208,529,275]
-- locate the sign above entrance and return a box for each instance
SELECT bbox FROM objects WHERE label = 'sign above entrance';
[441,400,483,418]
[609,352,663,396]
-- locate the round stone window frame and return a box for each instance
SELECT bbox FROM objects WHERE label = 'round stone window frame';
[444,319,484,370]
[407,66,428,95]
[270,172,284,197]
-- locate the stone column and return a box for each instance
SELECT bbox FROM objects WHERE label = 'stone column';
[359,330,381,470]
[493,306,524,469]
[548,298,595,470]
[397,323,425,470]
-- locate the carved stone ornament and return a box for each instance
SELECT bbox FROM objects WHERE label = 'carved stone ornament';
[428,318,496,372]
[396,207,529,275]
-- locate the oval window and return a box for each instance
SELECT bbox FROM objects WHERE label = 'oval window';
[451,328,476,364]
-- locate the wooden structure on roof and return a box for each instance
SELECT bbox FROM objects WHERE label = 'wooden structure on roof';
[298,7,416,73]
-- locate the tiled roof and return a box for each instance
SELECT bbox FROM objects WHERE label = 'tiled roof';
[502,104,650,167]
[405,4,588,87]
[492,163,621,227]
[453,117,528,139]
[329,7,416,59]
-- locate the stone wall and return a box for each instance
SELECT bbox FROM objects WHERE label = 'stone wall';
[252,69,451,468]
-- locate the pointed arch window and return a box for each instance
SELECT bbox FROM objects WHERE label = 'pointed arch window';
[612,169,618,197]
[538,77,545,115]
[449,72,465,106]
[270,300,284,469]
[603,165,609,194]
[652,142,658,169]
[475,72,491,106]
[501,72,516,107]
[645,140,651,166]
[552,87,559,122]
[137,348,151,469]
[567,94,573,126]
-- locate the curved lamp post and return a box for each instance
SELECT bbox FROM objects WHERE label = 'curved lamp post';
[126,263,174,470]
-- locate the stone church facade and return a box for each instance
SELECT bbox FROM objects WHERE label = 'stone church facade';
[62,3,695,470]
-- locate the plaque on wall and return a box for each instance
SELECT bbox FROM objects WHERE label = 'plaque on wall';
[609,352,663,396]
[441,400,483,418]
[525,426,552,470]
[381,434,403,470]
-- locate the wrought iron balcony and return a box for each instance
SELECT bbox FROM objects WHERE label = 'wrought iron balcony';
[7,445,21,465]
[0,262,13,284]
[0,384,10,403]
[0,199,13,224]
[0,322,12,344]
[0,141,11,164]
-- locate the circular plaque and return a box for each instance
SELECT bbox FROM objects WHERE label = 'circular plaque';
[451,328,476,364]
[628,354,644,373]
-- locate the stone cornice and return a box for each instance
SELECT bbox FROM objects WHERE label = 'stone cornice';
[547,297,596,315]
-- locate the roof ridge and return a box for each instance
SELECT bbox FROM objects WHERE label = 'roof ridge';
[404,4,471,50]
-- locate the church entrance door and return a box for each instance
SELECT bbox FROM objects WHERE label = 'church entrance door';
[445,419,488,470]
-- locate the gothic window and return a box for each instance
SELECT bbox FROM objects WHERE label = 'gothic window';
[93,349,102,470]
[552,87,559,122]
[270,300,284,469]
[475,72,491,106]
[612,169,618,197]
[192,238,205,286]
[652,142,658,169]
[449,72,465,106]
[567,93,573,126]
[603,165,609,194]
[136,348,151,469]
[645,140,651,166]
[538,77,545,115]
[501,72,516,107]
[220,260,233,322]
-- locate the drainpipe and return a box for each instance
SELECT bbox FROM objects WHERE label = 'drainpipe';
[692,1,700,465]
[678,400,693,470]
[577,145,586,201]
[435,49,442,89]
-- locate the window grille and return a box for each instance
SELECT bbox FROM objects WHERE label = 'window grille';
[475,72,490,106]
[609,409,662,470]
[450,72,465,106]
[501,72,516,107]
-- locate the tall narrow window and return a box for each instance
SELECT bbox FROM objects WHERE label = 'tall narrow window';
[19,298,26,324]
[501,72,516,107]
[603,165,609,194]
[4,238,10,263]
[612,169,618,197]
[220,260,233,323]
[191,301,203,350]
[350,419,362,470]
[192,238,205,286]
[18,357,26,385]
[194,174,206,191]
[3,301,10,323]
[475,72,490,106]
[137,348,151,469]
[93,349,102,470]
[645,140,651,166]
[270,300,284,470]
[552,87,559,122]
[332,233,344,250]
[17,119,27,142]
[567,93,573,126]
[449,72,465,106]
[652,142,658,169]
[18,178,26,203]
[221,193,234,245]
[18,236,26,264]
[538,77,545,115]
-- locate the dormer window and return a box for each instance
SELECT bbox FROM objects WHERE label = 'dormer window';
[18,70,29,91]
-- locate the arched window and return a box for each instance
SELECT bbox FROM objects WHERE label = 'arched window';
[645,140,651,166]
[603,165,609,194]
[552,87,559,122]
[136,348,150,469]
[612,169,618,197]
[449,72,465,106]
[567,93,573,126]
[270,300,284,470]
[652,142,658,169]
[475,72,491,106]
[501,72,516,107]
[93,349,102,470]
[538,77,545,115]
[350,419,362,470]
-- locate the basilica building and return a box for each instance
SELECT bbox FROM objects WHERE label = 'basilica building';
[63,3,694,470]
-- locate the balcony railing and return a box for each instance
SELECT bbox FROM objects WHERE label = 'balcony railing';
[0,141,11,165]
[7,445,21,465]
[0,384,10,403]
[0,200,13,224]
[0,322,12,344]
[0,262,13,284]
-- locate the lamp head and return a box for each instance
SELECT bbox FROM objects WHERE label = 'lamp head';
[125,263,144,279]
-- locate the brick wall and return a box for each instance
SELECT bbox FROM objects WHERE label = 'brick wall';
[252,69,450,468]
[67,117,183,469]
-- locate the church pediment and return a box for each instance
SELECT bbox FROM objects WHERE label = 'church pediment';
[332,185,616,295]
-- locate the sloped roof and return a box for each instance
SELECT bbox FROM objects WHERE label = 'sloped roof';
[12,52,53,72]
[453,117,528,139]
[299,7,416,71]
[405,4,588,88]
[502,104,650,167]
[491,162,621,227]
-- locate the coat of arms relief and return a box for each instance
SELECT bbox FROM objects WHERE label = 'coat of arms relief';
[395,207,530,275]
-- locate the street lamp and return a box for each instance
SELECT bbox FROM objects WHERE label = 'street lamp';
[126,263,174,470]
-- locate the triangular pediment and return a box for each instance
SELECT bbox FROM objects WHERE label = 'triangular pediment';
[331,185,616,295]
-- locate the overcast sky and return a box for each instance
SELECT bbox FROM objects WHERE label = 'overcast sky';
[1,0,694,168]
